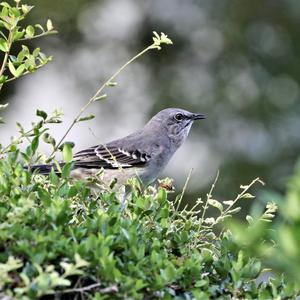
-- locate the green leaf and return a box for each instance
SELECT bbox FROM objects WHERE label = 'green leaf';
[93,94,107,102]
[106,81,118,87]
[9,55,17,63]
[12,29,24,41]
[8,60,17,77]
[35,24,45,33]
[37,187,51,205]
[31,136,39,154]
[62,162,72,178]
[38,51,47,61]
[227,207,241,214]
[0,38,8,52]
[121,228,130,240]
[77,115,95,122]
[15,64,25,77]
[33,47,40,57]
[208,199,223,211]
[36,109,47,120]
[223,200,234,206]
[49,168,59,185]
[246,215,254,224]
[10,7,21,18]
[16,49,26,62]
[21,44,30,55]
[20,152,29,164]
[43,133,56,146]
[21,4,34,15]
[0,75,8,83]
[241,193,255,199]
[25,25,35,38]
[157,188,167,204]
[0,2,12,8]
[0,103,8,111]
[62,143,73,163]
[24,54,36,71]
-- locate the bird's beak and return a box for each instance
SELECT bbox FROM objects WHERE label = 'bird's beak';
[191,113,206,120]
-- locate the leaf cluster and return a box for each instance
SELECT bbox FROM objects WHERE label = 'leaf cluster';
[0,0,56,122]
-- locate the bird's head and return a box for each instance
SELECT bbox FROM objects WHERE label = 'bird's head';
[145,108,206,147]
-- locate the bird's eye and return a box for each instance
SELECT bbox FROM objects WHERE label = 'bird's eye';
[174,113,184,121]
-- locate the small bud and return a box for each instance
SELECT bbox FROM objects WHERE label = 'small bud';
[46,19,54,31]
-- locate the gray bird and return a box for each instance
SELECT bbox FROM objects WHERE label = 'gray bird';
[31,108,205,189]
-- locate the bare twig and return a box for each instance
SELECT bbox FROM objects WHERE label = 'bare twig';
[175,168,193,212]
[5,63,46,83]
[0,30,14,93]
[50,46,152,159]
[18,30,58,41]
[0,128,34,157]
[222,177,264,215]
[61,283,118,295]
[200,170,219,224]
[48,32,172,160]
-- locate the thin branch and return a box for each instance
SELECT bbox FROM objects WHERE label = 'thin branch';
[222,177,263,215]
[0,128,34,156]
[175,168,193,212]
[200,170,219,224]
[61,283,118,295]
[0,31,13,92]
[5,63,45,83]
[49,45,155,159]
[18,30,58,41]
[49,32,173,160]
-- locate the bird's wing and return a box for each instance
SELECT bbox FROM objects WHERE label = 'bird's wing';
[73,144,151,169]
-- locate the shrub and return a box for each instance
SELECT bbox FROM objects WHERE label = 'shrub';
[0,154,298,299]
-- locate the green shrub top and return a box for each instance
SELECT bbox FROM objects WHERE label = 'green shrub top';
[0,153,296,299]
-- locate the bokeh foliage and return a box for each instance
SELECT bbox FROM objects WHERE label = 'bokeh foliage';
[229,160,300,288]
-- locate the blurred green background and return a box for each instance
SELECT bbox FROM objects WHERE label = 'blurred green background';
[1,0,300,202]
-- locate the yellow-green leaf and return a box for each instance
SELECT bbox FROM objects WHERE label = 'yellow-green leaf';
[207,199,223,211]
[0,38,9,52]
[25,25,35,38]
[62,143,73,163]
[15,64,25,77]
[78,115,95,122]
[8,60,17,77]
[0,103,9,111]
[241,193,255,199]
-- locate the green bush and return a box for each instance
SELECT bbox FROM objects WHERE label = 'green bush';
[0,153,297,299]
[0,1,299,299]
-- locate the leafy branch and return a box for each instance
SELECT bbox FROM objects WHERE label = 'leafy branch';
[0,0,56,93]
[0,0,56,129]
[0,109,63,157]
[200,177,265,228]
